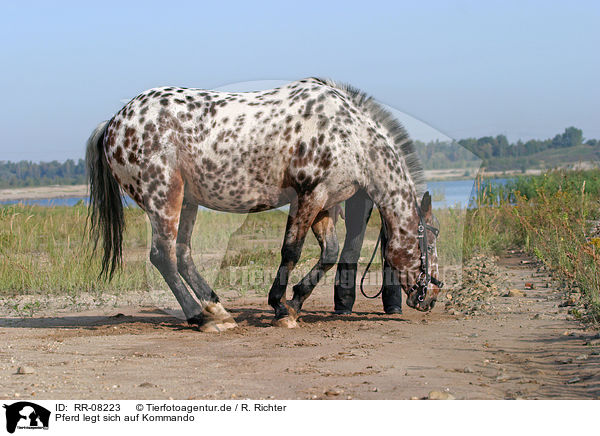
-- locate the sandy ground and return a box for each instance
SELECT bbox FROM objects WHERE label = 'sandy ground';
[1,251,598,400]
[0,171,472,202]
[0,169,476,201]
[0,185,88,201]
[4,163,599,202]
[0,174,473,202]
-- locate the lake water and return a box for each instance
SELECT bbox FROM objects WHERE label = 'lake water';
[1,178,504,210]
[428,179,477,209]
[0,196,137,208]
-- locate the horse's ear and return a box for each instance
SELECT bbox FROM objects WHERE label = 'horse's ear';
[421,191,432,218]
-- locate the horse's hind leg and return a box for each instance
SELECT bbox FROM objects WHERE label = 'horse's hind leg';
[146,175,233,332]
[268,194,326,328]
[176,197,236,330]
[148,215,205,327]
[287,209,339,321]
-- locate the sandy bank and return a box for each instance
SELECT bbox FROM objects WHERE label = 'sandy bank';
[0,185,88,201]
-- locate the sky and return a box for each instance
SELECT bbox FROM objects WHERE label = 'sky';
[0,0,598,162]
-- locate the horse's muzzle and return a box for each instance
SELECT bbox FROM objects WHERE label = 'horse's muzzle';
[406,292,436,312]
[415,299,436,312]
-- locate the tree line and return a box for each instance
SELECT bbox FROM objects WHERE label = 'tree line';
[0,159,86,189]
[415,126,599,171]
[0,127,598,188]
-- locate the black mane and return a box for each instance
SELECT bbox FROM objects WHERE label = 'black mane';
[317,78,426,196]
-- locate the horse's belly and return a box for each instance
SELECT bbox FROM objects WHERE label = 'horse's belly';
[178,140,294,212]
[185,181,292,213]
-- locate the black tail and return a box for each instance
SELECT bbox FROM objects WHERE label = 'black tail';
[85,120,124,279]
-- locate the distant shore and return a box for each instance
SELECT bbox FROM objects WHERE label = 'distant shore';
[0,185,88,201]
[424,167,543,181]
[0,168,549,202]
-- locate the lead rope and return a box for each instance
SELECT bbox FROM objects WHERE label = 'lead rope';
[359,229,384,299]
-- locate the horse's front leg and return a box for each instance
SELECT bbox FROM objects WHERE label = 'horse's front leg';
[268,194,325,328]
[287,208,339,320]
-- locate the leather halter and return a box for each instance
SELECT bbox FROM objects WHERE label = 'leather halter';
[360,199,443,301]
[411,200,443,302]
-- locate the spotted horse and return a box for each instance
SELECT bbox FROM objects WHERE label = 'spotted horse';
[86,77,442,332]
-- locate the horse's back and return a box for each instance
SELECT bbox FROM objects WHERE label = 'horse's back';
[103,78,373,212]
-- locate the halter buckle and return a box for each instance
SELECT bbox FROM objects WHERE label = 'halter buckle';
[412,199,441,303]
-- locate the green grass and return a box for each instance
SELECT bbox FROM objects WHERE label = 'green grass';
[465,169,600,322]
[6,171,595,323]
[476,169,600,205]
[0,197,465,302]
[0,204,288,297]
[0,203,149,295]
[517,144,599,170]
[0,203,380,298]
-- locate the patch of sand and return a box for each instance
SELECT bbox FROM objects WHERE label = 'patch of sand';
[0,185,88,201]
[0,252,598,400]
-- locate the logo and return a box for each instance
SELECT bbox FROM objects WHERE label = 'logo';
[3,402,50,434]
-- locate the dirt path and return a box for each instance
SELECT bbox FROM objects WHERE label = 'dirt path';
[1,252,598,400]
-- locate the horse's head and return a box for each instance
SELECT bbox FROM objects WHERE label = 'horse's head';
[385,191,442,312]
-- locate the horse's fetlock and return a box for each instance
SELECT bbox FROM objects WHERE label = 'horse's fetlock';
[186,313,205,326]
[268,295,280,308]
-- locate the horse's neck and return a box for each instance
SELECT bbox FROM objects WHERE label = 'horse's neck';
[384,203,421,271]
[380,195,418,239]
[366,178,421,271]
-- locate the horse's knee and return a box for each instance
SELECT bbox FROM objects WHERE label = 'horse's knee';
[281,242,302,267]
[149,243,165,268]
[175,243,191,272]
[150,237,178,271]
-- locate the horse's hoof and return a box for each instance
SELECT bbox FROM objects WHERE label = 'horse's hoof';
[217,317,238,330]
[195,303,237,332]
[199,318,238,333]
[199,321,221,333]
[272,316,297,328]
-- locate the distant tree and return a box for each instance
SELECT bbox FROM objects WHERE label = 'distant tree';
[0,127,596,189]
[562,127,583,148]
[0,158,87,189]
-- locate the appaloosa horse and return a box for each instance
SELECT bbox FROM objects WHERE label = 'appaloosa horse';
[86,78,442,332]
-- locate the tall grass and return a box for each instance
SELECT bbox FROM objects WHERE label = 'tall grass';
[8,170,594,319]
[475,169,600,205]
[0,198,466,299]
[0,204,371,297]
[435,206,469,266]
[511,187,599,320]
[0,204,148,295]
[466,169,600,321]
[0,204,292,296]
